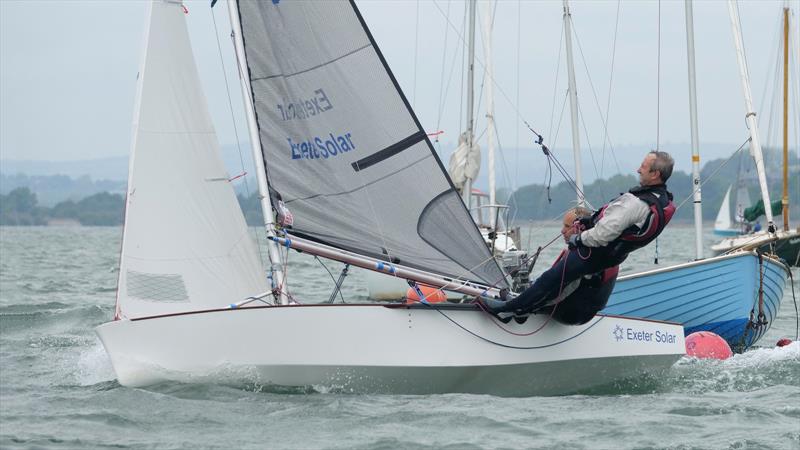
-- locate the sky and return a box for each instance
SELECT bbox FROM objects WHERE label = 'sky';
[1,0,798,187]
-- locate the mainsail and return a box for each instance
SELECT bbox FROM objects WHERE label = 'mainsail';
[236,0,507,287]
[714,186,733,231]
[115,0,267,319]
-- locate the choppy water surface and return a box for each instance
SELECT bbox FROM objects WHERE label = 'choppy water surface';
[1,225,798,449]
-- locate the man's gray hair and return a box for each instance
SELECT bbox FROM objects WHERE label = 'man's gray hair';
[649,151,674,183]
[571,206,593,219]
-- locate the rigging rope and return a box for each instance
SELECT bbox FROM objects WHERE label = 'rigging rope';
[547,20,566,145]
[601,0,623,177]
[655,0,661,151]
[788,266,799,341]
[314,255,347,303]
[524,123,593,210]
[514,0,521,201]
[674,138,750,213]
[412,0,420,109]
[435,0,455,146]
[571,19,622,177]
[577,100,603,195]
[417,300,606,350]
[209,5,265,268]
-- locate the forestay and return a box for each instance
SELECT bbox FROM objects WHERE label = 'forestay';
[115,0,267,319]
[236,0,506,287]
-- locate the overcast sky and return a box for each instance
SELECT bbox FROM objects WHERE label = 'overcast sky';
[1,0,797,181]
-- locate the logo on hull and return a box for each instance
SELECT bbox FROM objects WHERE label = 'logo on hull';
[613,325,624,341]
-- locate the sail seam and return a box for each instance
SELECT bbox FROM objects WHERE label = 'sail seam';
[250,43,372,82]
[351,131,426,172]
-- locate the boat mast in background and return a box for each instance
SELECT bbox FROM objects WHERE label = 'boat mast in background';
[727,0,776,233]
[481,1,497,229]
[781,6,790,231]
[226,0,287,304]
[461,0,477,209]
[684,0,703,259]
[563,0,585,207]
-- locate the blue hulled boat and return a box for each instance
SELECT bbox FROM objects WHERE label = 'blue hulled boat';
[603,251,789,351]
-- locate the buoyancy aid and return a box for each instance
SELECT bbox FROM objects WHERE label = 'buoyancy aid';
[591,184,675,262]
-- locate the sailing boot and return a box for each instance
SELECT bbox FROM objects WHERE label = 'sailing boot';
[475,291,520,323]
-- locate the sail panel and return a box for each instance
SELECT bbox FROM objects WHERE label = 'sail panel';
[237,0,506,287]
[116,0,267,319]
[714,186,732,231]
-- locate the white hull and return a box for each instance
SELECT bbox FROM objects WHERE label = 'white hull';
[97,304,684,396]
[710,229,799,255]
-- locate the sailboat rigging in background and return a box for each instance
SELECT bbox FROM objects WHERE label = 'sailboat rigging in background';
[710,5,800,267]
[365,0,531,300]
[712,155,753,237]
[598,0,789,351]
[96,0,684,394]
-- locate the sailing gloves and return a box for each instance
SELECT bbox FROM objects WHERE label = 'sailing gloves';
[576,216,594,230]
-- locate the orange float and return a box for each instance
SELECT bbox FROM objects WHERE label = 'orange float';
[405,285,447,304]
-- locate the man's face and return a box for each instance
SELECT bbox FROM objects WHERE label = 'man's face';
[637,154,661,186]
[561,211,578,243]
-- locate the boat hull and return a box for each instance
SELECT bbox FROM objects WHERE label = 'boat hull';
[604,252,788,351]
[97,304,684,396]
[713,228,742,237]
[710,230,800,267]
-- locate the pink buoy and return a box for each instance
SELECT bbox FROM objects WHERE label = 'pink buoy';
[685,331,733,360]
[776,338,793,347]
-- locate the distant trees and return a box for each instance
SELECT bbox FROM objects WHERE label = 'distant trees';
[0,188,124,226]
[1,152,797,226]
[0,187,48,225]
[508,160,798,222]
[51,192,125,226]
[0,173,125,207]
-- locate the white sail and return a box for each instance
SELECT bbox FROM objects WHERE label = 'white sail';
[734,182,751,223]
[115,0,267,319]
[714,186,733,231]
[448,132,481,195]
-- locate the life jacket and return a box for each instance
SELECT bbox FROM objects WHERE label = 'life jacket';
[591,184,675,262]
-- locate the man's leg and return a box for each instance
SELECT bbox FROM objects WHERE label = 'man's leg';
[484,249,598,314]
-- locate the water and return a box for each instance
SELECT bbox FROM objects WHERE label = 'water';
[1,225,798,449]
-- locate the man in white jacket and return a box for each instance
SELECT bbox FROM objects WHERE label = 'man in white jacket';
[480,151,676,318]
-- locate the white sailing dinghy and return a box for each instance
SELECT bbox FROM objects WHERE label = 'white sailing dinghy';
[97,0,684,396]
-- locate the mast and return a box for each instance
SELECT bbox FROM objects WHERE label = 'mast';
[727,0,776,232]
[782,7,790,231]
[482,1,497,229]
[563,0,585,206]
[462,0,477,209]
[684,0,703,259]
[226,0,289,304]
